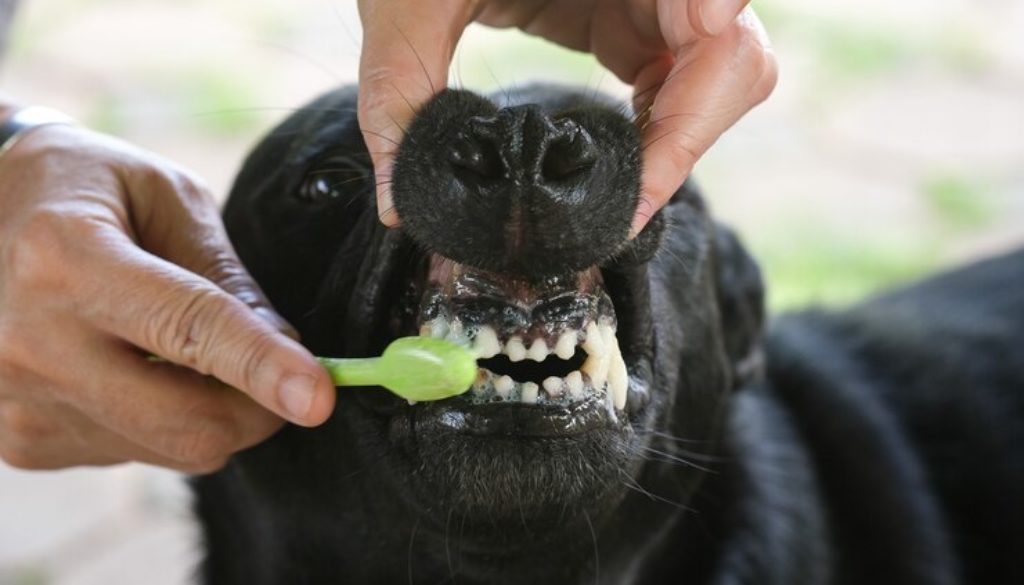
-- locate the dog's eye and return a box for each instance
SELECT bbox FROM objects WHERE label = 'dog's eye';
[297,155,371,203]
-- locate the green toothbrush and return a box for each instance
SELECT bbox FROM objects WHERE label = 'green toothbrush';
[317,336,477,402]
[151,336,477,403]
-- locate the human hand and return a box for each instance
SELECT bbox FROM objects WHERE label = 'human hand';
[0,122,336,473]
[357,0,777,233]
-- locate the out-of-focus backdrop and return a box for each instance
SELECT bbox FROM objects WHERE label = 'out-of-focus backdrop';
[1,0,1022,583]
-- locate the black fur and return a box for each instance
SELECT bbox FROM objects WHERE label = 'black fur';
[196,84,1024,584]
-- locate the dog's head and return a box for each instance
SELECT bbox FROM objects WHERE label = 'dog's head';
[222,84,763,570]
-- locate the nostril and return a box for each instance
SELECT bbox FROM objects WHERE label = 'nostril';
[541,128,597,182]
[448,132,502,180]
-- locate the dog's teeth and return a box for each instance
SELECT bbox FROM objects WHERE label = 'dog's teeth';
[582,353,609,390]
[543,376,563,398]
[494,375,514,399]
[473,326,501,358]
[582,322,605,357]
[521,382,539,404]
[565,371,584,399]
[428,319,449,339]
[598,323,616,349]
[505,336,527,362]
[554,331,577,360]
[528,338,549,362]
[608,337,628,410]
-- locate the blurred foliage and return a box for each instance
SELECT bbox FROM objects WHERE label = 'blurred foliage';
[752,228,938,310]
[921,174,996,231]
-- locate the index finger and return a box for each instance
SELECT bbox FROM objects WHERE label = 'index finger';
[356,0,477,226]
[632,8,775,235]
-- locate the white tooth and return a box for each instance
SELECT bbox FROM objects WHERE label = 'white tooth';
[608,337,628,411]
[430,319,449,339]
[582,322,605,357]
[521,382,539,404]
[582,353,609,390]
[505,336,527,362]
[565,370,584,399]
[473,326,501,358]
[446,321,468,345]
[494,375,514,399]
[408,400,418,406]
[543,376,563,398]
[555,331,577,360]
[528,338,549,362]
[598,323,616,349]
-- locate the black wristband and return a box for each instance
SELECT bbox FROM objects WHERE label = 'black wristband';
[0,106,76,158]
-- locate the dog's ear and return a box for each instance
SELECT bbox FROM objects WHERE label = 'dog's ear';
[713,223,765,388]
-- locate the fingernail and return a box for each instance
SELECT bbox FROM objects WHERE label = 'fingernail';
[278,374,316,421]
[697,0,746,36]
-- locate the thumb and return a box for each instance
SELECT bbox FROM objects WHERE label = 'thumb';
[112,167,335,426]
[357,0,475,226]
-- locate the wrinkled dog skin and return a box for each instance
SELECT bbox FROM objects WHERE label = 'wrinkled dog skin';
[196,84,1024,585]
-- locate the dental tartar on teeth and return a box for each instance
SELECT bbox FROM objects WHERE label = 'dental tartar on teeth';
[418,317,629,411]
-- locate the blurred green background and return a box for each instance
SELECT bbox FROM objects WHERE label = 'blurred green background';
[1,1,1023,582]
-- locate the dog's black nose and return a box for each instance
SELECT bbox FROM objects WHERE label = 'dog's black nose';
[392,90,641,280]
[447,106,597,187]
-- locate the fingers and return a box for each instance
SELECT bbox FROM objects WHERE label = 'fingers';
[123,164,299,340]
[69,225,336,427]
[357,0,477,226]
[631,7,776,235]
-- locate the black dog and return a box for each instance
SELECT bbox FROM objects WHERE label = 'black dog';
[195,84,1024,585]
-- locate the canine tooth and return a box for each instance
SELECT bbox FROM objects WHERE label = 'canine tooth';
[505,336,527,362]
[582,322,605,357]
[494,375,514,399]
[473,326,501,358]
[528,338,549,362]
[598,323,616,349]
[521,382,539,404]
[554,331,577,359]
[582,353,609,390]
[543,376,563,397]
[565,371,584,398]
[608,338,628,410]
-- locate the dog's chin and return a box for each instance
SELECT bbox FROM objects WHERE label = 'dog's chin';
[364,254,653,529]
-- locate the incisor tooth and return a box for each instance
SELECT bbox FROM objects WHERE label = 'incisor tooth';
[473,326,500,358]
[565,371,584,399]
[494,375,514,399]
[555,331,577,359]
[543,376,563,397]
[506,337,527,362]
[521,382,539,404]
[582,322,605,357]
[528,338,549,362]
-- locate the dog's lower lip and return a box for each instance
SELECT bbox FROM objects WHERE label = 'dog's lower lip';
[404,396,617,438]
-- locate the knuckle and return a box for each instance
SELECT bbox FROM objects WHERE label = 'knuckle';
[147,287,227,370]
[3,208,73,290]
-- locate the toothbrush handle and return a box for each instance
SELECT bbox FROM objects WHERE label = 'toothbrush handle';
[317,357,383,387]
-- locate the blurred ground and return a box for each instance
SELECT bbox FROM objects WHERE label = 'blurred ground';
[1,0,1022,583]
